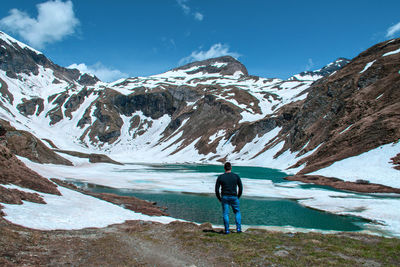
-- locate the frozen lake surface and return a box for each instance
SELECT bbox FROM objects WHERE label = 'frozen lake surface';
[16,159,400,236]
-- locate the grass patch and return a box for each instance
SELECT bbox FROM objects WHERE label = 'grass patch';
[173,228,400,266]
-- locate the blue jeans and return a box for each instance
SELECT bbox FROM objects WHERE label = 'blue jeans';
[221,195,241,233]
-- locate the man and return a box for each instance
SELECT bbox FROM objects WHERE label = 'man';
[215,162,243,234]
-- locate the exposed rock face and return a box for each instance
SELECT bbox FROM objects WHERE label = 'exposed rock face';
[64,87,94,118]
[0,77,13,104]
[0,31,99,86]
[391,153,400,170]
[0,120,72,166]
[0,144,60,196]
[0,186,46,205]
[17,98,44,116]
[0,123,60,205]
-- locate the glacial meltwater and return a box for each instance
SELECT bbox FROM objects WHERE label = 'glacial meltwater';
[70,164,369,232]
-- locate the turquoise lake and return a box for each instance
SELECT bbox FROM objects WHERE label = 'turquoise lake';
[72,164,368,231]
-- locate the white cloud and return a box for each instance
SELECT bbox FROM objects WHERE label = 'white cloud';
[68,63,129,83]
[177,0,191,15]
[179,43,241,65]
[386,21,400,38]
[176,0,204,21]
[194,12,204,21]
[305,58,314,71]
[0,0,79,49]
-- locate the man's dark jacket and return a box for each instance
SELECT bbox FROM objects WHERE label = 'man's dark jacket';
[215,172,243,201]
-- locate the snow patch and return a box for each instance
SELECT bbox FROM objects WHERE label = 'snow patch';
[310,142,400,188]
[339,124,353,134]
[360,60,376,73]
[383,47,400,57]
[2,184,180,230]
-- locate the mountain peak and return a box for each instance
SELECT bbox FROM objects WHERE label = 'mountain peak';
[289,57,350,81]
[172,56,249,76]
[0,31,99,86]
[0,31,42,55]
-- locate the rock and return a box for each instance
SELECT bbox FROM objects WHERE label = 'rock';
[17,98,44,116]
[64,87,94,119]
[0,186,46,204]
[199,222,213,231]
[0,119,73,166]
[390,153,400,170]
[0,32,99,85]
[274,250,289,257]
[88,154,123,165]
[0,77,13,104]
[0,144,60,196]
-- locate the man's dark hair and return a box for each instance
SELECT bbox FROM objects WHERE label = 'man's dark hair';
[224,162,232,171]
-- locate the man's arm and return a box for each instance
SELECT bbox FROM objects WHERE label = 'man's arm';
[215,177,221,201]
[237,175,243,198]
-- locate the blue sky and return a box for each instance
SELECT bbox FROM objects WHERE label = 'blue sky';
[1,0,400,82]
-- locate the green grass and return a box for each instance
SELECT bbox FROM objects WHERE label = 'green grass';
[176,228,400,266]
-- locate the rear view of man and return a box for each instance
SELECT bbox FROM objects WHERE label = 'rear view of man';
[215,162,243,234]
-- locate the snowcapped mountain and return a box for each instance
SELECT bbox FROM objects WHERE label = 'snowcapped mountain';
[1,30,399,187]
[289,58,350,81]
[0,30,314,163]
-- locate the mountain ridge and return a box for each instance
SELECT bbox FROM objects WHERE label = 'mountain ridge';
[0,30,399,189]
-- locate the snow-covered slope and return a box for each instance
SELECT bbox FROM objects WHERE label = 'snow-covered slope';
[1,31,399,188]
[0,31,316,167]
[288,58,350,81]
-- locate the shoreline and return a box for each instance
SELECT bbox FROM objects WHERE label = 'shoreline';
[285,174,400,194]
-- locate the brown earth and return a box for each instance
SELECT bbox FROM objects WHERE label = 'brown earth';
[0,144,60,197]
[285,175,400,194]
[1,216,400,266]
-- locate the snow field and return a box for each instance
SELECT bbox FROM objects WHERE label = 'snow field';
[2,184,180,230]
[310,142,400,188]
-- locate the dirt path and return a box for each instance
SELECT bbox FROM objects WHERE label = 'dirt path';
[1,216,400,266]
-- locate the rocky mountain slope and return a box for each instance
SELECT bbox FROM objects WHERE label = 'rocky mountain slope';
[0,30,399,188]
[0,125,60,207]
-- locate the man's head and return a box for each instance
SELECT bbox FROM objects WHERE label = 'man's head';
[224,162,232,172]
